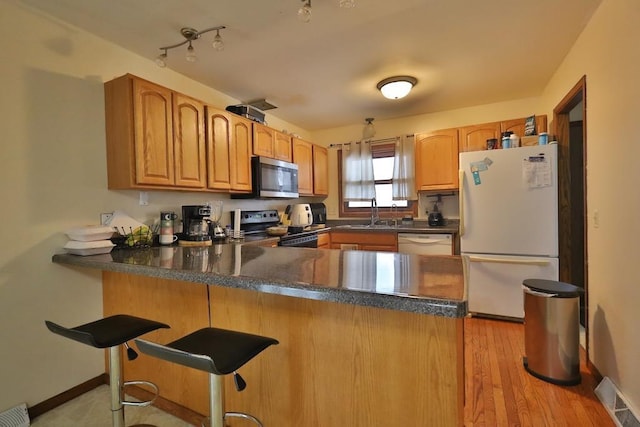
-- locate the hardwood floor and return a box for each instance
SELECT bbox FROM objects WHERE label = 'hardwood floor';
[464,317,613,426]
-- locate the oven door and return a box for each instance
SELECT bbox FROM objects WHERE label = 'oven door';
[278,233,318,248]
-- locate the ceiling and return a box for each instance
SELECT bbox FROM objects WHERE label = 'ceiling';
[20,0,601,131]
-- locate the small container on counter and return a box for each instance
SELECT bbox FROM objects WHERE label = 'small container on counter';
[486,138,498,150]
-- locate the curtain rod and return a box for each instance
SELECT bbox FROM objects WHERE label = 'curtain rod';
[328,134,414,149]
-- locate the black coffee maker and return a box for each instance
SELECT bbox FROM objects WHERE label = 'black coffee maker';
[182,205,212,242]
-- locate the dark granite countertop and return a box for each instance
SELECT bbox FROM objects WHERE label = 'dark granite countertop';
[52,245,467,318]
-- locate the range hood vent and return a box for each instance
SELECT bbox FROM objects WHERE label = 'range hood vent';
[246,99,277,111]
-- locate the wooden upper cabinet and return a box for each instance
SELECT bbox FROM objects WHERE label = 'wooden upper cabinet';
[312,144,329,196]
[274,131,293,162]
[173,93,206,188]
[105,74,208,189]
[292,137,314,196]
[500,115,548,138]
[251,123,292,162]
[458,122,501,152]
[415,128,459,191]
[252,123,275,158]
[205,108,232,190]
[206,108,253,192]
[229,116,252,192]
[132,77,174,186]
[105,74,175,188]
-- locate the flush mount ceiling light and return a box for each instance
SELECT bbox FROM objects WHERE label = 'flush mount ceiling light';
[155,26,226,67]
[376,76,418,100]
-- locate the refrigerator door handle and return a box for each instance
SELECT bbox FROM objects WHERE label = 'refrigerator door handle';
[458,169,465,236]
[468,255,551,266]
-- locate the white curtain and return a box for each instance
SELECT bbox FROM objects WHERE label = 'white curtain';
[392,135,417,200]
[342,141,375,201]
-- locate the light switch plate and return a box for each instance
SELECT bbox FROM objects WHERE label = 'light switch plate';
[100,212,113,225]
[139,191,149,206]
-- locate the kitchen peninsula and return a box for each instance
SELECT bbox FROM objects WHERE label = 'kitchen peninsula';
[52,245,467,426]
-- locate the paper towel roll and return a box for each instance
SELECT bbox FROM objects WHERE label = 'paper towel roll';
[233,209,241,238]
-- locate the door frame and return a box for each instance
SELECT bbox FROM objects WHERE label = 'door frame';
[553,75,588,359]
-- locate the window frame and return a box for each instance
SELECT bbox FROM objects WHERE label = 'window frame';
[337,143,418,218]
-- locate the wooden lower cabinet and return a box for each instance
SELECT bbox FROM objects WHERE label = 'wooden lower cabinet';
[317,231,331,249]
[102,270,464,426]
[330,231,397,252]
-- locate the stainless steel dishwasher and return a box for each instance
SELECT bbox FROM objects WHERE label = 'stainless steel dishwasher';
[397,233,453,255]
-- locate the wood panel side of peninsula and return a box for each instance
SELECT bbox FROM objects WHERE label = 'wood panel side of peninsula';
[102,271,464,426]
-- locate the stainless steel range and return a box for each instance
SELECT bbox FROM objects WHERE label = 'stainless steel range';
[231,209,319,248]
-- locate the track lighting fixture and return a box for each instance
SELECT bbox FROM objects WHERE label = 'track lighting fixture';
[155,26,226,67]
[298,0,312,23]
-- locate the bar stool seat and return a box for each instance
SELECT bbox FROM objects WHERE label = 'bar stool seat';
[135,327,278,427]
[45,314,169,427]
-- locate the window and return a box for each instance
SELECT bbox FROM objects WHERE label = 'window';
[338,143,417,217]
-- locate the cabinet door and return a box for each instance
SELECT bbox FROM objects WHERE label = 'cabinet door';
[173,93,206,188]
[501,115,547,137]
[293,138,314,196]
[458,122,500,152]
[205,108,232,190]
[317,232,331,249]
[252,123,274,158]
[313,145,329,196]
[133,78,174,186]
[274,131,293,162]
[415,128,459,191]
[230,116,253,192]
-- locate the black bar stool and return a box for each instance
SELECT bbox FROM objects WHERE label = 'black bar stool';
[135,327,278,427]
[45,314,170,427]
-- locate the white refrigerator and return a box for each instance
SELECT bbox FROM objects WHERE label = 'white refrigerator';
[459,144,559,319]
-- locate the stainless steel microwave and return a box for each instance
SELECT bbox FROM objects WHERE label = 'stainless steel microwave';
[232,156,299,199]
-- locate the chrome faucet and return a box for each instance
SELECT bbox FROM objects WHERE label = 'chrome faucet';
[370,197,379,226]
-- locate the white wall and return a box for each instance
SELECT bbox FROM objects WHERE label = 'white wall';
[0,0,311,411]
[539,0,640,414]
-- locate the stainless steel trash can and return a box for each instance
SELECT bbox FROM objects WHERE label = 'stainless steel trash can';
[522,279,584,385]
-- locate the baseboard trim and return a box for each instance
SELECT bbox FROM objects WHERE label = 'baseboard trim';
[29,374,107,420]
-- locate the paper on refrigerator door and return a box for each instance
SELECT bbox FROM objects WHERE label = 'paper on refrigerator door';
[522,155,551,188]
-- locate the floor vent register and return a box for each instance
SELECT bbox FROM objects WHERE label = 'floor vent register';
[0,403,30,427]
[596,377,640,427]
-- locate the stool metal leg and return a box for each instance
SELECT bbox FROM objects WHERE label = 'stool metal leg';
[109,345,125,427]
[209,374,225,427]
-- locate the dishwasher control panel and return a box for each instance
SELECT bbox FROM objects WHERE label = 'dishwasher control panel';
[397,233,453,255]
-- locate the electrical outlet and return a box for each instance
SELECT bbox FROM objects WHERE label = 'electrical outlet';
[139,191,149,206]
[100,212,113,225]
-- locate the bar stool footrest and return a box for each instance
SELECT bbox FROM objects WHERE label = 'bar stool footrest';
[122,380,159,407]
[224,411,263,426]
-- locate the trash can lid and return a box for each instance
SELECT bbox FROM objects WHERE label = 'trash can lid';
[523,279,584,297]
